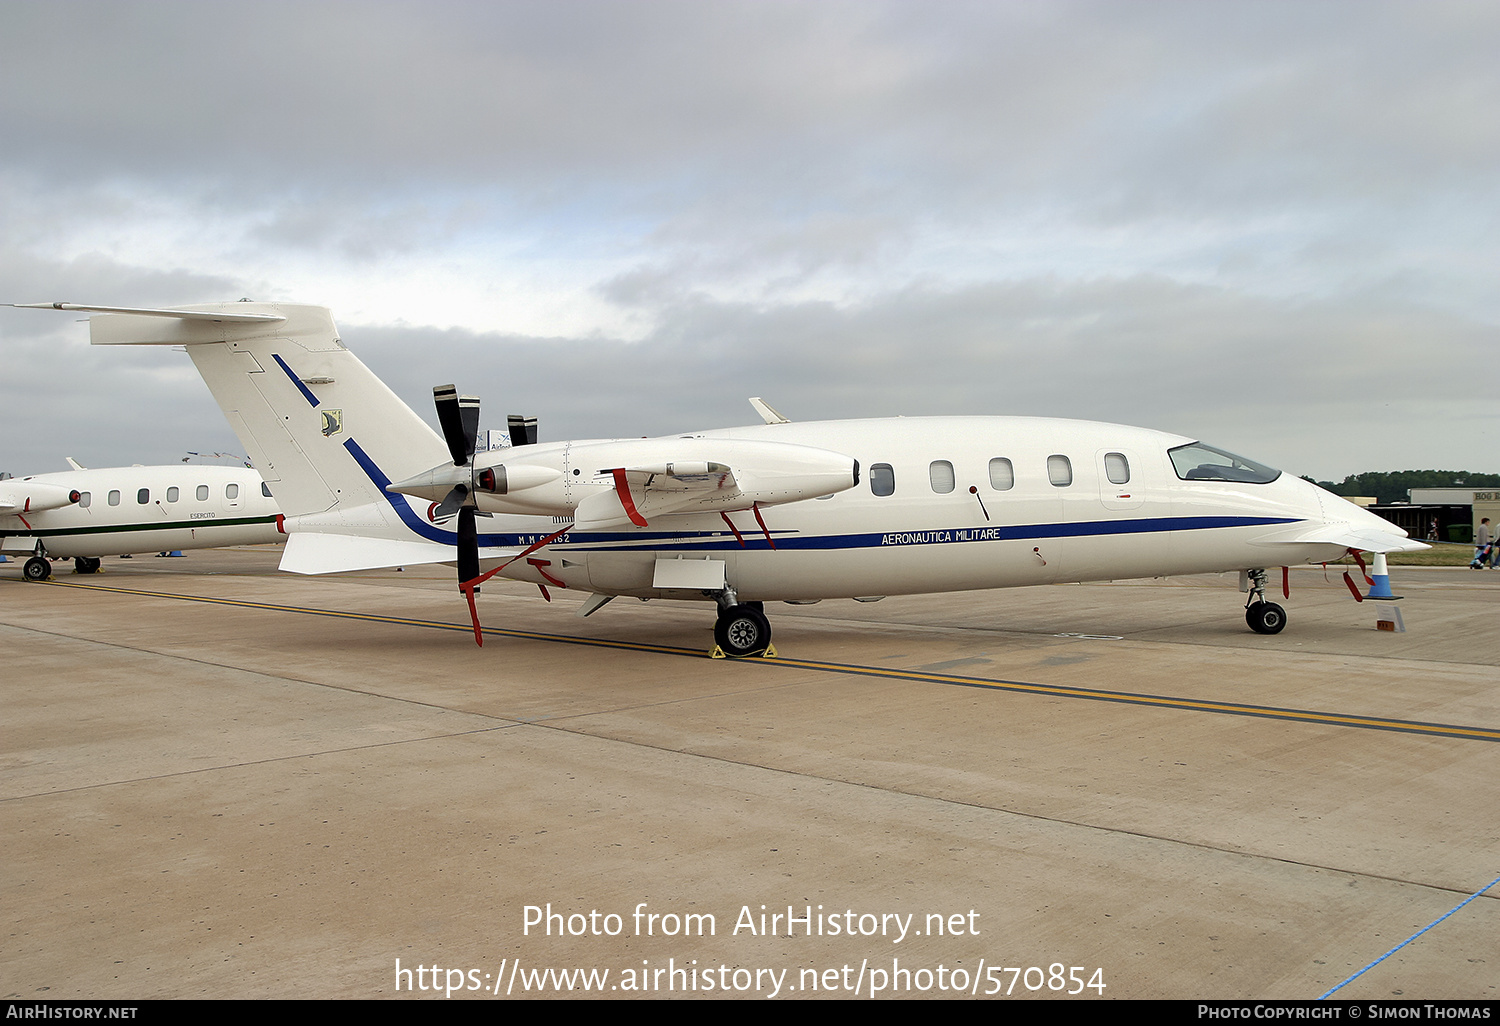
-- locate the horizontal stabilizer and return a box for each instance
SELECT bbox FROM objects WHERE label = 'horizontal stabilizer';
[10,302,285,324]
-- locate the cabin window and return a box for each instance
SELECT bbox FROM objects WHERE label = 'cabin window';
[988,458,1014,490]
[226,483,239,499]
[108,490,120,506]
[1105,453,1130,485]
[197,485,209,501]
[870,463,895,496]
[261,482,273,497]
[1168,442,1280,484]
[137,488,150,504]
[929,460,955,494]
[78,491,91,508]
[166,487,179,502]
[1047,455,1072,487]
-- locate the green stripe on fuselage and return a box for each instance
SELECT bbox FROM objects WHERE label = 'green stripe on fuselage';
[1,514,279,539]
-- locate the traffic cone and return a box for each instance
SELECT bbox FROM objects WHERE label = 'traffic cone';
[1367,552,1398,599]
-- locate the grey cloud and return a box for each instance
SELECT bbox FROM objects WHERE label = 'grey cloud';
[2,1,1496,484]
[5,272,1491,482]
[337,274,1495,482]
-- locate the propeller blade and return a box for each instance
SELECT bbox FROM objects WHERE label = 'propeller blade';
[435,483,469,519]
[457,505,480,584]
[460,395,481,455]
[457,505,484,645]
[434,385,481,465]
[507,414,538,447]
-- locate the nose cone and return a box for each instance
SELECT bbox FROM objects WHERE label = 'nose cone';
[1300,477,1428,553]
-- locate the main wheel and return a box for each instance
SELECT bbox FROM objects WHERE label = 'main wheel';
[714,604,772,656]
[74,557,101,574]
[23,556,52,582]
[1246,601,1286,635]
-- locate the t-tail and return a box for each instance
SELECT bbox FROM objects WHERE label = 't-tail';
[41,301,504,574]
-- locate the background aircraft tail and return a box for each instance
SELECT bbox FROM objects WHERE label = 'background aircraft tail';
[82,301,465,571]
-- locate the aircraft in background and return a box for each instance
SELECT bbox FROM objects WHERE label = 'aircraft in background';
[1,460,283,580]
[16,301,1425,653]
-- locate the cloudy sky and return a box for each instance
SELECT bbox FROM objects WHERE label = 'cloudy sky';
[1,0,1495,482]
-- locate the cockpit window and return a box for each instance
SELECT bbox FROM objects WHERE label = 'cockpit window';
[1168,442,1281,484]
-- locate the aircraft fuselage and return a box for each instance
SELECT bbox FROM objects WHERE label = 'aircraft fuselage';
[455,416,1388,603]
[1,464,283,563]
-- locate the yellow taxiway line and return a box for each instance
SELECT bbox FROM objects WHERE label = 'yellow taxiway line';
[33,578,1500,744]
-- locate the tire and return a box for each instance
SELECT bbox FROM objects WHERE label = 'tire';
[23,557,52,582]
[1246,601,1286,635]
[714,604,772,656]
[74,557,101,574]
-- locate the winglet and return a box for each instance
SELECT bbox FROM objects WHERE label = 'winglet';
[749,397,789,425]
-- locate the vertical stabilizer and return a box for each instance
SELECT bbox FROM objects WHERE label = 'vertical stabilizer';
[87,302,464,571]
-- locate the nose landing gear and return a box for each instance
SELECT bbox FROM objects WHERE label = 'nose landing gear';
[1243,568,1286,635]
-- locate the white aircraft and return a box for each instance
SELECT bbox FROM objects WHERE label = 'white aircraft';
[1,460,283,581]
[16,301,1425,653]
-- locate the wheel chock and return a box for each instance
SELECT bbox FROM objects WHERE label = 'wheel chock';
[709,643,779,660]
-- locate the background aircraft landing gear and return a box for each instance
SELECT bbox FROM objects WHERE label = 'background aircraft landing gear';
[74,557,102,574]
[23,556,52,582]
[1243,568,1286,635]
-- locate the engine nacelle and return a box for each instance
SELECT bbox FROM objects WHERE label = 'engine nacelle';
[0,481,81,515]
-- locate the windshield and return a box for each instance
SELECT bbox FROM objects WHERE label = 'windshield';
[1168,442,1281,484]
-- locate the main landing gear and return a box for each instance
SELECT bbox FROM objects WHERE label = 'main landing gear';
[712,588,774,657]
[1243,568,1286,635]
[74,557,102,574]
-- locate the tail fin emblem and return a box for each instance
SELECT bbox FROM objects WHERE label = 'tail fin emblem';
[320,409,343,437]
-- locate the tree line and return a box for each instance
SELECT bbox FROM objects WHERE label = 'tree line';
[1299,471,1500,507]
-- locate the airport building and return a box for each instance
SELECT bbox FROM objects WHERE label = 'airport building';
[1370,488,1500,544]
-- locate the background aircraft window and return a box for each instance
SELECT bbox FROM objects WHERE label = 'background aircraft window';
[870,463,895,496]
[1047,455,1072,487]
[166,487,179,502]
[261,482,273,497]
[108,490,120,506]
[226,483,239,499]
[988,457,1014,490]
[1105,453,1130,485]
[929,460,955,494]
[78,491,91,508]
[137,488,150,504]
[197,485,209,501]
[1168,442,1280,484]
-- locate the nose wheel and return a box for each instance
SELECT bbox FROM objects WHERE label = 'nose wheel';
[1245,600,1286,634]
[1243,568,1287,635]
